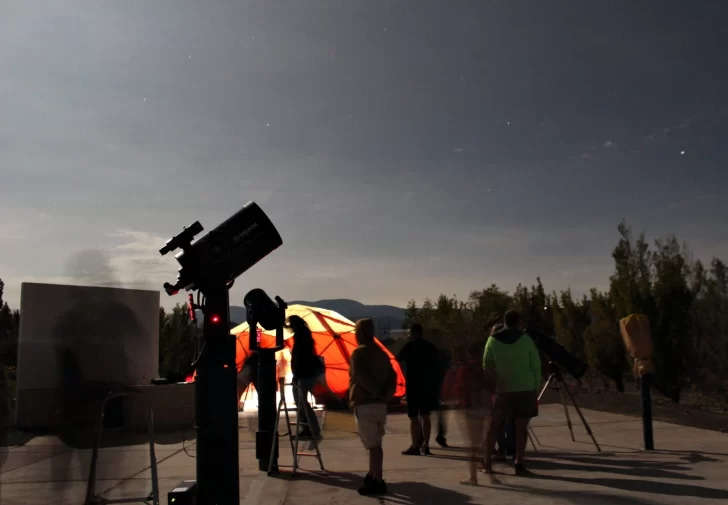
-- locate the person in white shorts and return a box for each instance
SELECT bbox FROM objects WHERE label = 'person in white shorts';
[348,318,397,496]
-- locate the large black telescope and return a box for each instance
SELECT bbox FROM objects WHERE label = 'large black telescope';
[161,201,283,296]
[528,328,588,380]
[160,201,283,505]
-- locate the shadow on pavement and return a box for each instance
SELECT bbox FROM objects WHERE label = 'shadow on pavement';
[498,483,665,505]
[426,449,728,500]
[532,451,696,467]
[536,448,727,462]
[274,471,478,504]
[662,450,726,463]
[675,452,723,464]
[274,470,361,490]
[533,473,728,500]
[527,454,703,481]
[514,451,728,499]
[384,481,476,504]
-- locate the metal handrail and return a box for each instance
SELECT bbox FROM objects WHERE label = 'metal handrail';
[85,390,160,505]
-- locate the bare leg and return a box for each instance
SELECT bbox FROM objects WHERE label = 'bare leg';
[460,414,481,485]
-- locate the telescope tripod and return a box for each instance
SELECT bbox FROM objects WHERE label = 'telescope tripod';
[533,363,601,452]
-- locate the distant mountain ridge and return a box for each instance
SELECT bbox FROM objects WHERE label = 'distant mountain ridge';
[291,299,405,319]
[229,298,406,335]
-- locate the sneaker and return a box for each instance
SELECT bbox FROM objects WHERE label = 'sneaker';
[358,478,387,496]
[401,446,421,456]
[436,435,448,448]
[420,445,431,456]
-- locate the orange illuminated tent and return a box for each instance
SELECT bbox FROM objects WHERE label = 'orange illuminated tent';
[231,304,406,400]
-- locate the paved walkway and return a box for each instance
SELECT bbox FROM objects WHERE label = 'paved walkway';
[1,404,727,504]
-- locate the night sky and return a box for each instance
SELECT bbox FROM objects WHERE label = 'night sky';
[1,0,726,309]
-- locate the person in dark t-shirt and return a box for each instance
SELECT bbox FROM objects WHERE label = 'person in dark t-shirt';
[417,347,451,448]
[397,323,440,455]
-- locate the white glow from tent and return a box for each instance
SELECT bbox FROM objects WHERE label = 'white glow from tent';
[238,372,321,413]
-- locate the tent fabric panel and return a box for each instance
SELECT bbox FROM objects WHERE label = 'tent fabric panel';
[313,312,352,369]
[231,304,355,337]
[226,304,407,399]
[318,314,356,334]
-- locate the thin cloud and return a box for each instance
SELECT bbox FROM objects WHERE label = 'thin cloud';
[571,139,617,162]
[644,116,696,141]
[106,229,180,290]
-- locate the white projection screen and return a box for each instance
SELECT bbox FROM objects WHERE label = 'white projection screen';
[15,282,160,428]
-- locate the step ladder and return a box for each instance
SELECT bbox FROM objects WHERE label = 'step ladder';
[267,382,325,476]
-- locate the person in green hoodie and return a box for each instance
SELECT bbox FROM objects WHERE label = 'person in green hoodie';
[482,310,541,477]
[349,318,397,496]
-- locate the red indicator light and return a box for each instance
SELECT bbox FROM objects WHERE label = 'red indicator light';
[211,315,221,324]
[187,294,196,322]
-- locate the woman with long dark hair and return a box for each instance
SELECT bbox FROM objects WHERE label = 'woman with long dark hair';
[287,315,325,441]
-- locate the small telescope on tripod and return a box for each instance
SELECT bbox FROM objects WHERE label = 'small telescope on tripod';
[529,329,601,452]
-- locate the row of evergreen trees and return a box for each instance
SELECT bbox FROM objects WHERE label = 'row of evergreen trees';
[403,222,728,402]
[2,221,727,403]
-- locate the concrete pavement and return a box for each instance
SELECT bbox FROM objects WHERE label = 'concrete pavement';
[1,404,727,504]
